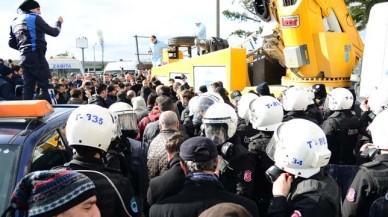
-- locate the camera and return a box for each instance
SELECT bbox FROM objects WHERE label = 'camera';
[265,165,285,183]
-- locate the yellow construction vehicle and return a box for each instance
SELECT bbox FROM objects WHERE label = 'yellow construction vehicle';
[151,0,364,94]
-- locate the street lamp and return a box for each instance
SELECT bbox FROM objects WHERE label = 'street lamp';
[76,37,88,69]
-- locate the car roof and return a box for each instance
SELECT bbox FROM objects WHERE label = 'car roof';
[0,103,79,145]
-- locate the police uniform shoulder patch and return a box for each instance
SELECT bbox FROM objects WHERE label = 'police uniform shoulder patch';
[291,210,302,217]
[243,170,252,182]
[346,188,357,202]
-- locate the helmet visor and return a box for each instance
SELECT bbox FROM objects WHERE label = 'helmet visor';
[205,123,227,145]
[265,122,284,161]
[117,111,138,131]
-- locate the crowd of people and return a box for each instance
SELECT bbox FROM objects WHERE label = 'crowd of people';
[2,1,388,217]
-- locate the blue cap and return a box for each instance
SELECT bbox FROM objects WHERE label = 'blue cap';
[180,137,217,162]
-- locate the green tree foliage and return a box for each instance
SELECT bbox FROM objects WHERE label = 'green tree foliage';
[222,0,262,38]
[345,0,386,30]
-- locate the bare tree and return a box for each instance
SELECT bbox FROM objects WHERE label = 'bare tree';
[97,30,104,68]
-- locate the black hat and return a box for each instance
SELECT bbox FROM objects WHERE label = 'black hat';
[230,90,242,101]
[19,0,40,12]
[180,137,217,162]
[199,85,208,93]
[0,64,12,77]
[256,82,270,96]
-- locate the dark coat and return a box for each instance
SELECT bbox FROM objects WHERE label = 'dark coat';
[90,95,109,108]
[149,177,259,217]
[0,76,19,100]
[147,156,185,206]
[66,155,139,217]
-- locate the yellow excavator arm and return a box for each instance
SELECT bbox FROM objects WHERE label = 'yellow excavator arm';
[254,0,364,87]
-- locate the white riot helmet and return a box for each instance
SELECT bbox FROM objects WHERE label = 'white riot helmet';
[325,88,354,111]
[66,104,119,152]
[203,103,238,145]
[281,87,310,111]
[188,96,199,116]
[368,85,388,115]
[237,93,259,123]
[248,96,284,131]
[266,119,331,178]
[368,109,388,149]
[192,92,224,125]
[109,102,137,132]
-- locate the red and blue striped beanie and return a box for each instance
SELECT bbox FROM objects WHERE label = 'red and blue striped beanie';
[8,169,96,217]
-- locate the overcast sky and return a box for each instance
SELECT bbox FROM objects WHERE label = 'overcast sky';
[0,0,258,62]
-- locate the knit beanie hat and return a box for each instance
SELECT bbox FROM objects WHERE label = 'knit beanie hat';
[19,0,40,12]
[3,169,96,217]
[256,82,271,96]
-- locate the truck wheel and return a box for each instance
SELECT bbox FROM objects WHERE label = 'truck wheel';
[168,36,196,47]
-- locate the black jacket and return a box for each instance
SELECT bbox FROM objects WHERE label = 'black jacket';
[66,155,139,217]
[90,95,108,108]
[147,156,185,206]
[9,12,61,55]
[268,171,341,217]
[105,94,117,108]
[342,154,388,217]
[149,176,259,217]
[0,76,20,100]
[283,110,319,125]
[322,110,360,164]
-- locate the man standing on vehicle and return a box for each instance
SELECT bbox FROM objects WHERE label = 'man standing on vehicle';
[148,35,170,68]
[9,0,63,104]
[194,21,206,56]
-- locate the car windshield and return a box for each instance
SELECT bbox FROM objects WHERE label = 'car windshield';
[0,146,21,212]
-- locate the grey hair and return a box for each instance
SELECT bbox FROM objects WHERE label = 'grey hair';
[160,111,178,130]
[183,158,217,173]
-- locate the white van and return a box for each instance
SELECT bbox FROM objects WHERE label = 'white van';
[358,2,388,97]
[104,60,137,75]
[48,56,85,78]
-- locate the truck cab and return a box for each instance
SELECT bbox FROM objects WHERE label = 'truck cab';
[48,56,85,78]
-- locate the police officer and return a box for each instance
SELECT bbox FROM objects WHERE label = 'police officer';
[191,92,224,136]
[108,102,145,208]
[281,87,320,124]
[65,104,140,217]
[266,119,341,217]
[234,93,260,149]
[342,109,388,217]
[202,103,256,200]
[322,88,360,165]
[246,96,284,217]
[356,85,388,154]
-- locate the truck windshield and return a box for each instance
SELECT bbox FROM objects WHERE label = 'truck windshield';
[0,146,20,213]
[51,69,82,78]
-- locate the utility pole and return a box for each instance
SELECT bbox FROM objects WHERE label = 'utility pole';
[133,35,151,63]
[216,0,220,37]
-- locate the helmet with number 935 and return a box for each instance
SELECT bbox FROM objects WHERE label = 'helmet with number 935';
[266,119,331,178]
[66,104,119,152]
